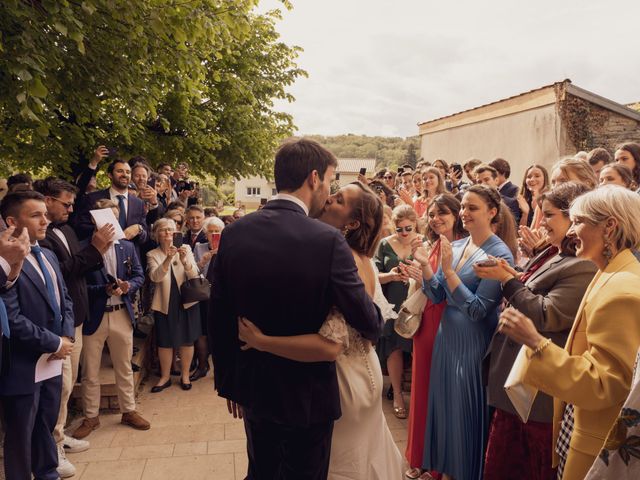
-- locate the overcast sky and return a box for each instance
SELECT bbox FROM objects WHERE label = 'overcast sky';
[259,0,640,138]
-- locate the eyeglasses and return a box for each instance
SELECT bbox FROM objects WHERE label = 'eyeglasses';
[395,226,414,233]
[383,175,393,179]
[48,197,74,210]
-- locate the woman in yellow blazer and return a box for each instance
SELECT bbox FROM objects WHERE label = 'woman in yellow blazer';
[499,185,640,480]
[147,218,202,392]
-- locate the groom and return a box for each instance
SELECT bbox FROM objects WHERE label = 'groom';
[208,138,383,479]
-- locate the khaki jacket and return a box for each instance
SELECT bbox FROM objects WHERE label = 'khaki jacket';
[521,249,640,476]
[147,246,201,315]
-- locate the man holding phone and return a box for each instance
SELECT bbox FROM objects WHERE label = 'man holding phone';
[72,199,149,440]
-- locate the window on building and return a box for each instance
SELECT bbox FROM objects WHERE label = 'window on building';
[246,187,261,196]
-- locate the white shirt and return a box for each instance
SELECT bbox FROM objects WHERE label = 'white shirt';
[109,187,128,219]
[102,241,120,306]
[52,227,71,255]
[271,193,309,216]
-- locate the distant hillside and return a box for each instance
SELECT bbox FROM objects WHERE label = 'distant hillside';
[303,134,420,172]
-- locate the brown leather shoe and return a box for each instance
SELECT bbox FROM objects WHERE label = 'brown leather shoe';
[72,417,100,439]
[121,411,150,430]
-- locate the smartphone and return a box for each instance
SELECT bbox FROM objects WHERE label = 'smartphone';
[107,147,118,158]
[211,232,221,250]
[172,232,183,248]
[475,259,497,267]
[106,273,119,290]
[398,167,404,174]
[335,172,341,181]
[359,167,367,176]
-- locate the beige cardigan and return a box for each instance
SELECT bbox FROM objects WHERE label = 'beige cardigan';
[147,246,201,315]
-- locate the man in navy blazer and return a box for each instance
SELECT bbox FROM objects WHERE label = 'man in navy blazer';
[0,191,75,480]
[73,159,148,249]
[490,158,520,198]
[209,139,383,479]
[73,205,150,439]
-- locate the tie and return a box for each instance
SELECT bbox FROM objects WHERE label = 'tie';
[116,195,127,229]
[191,233,198,245]
[0,299,8,339]
[31,246,62,335]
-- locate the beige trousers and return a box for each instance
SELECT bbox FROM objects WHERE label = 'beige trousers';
[80,309,136,418]
[54,325,83,444]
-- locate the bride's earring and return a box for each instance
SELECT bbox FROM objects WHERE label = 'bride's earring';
[342,226,349,236]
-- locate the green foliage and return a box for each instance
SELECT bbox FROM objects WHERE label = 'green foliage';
[0,0,304,179]
[304,134,421,172]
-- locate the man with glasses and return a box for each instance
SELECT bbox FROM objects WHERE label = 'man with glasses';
[36,178,115,478]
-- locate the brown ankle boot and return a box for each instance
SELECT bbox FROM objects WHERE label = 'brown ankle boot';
[72,416,100,439]
[121,411,151,430]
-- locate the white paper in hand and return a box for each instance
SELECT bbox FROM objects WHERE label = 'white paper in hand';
[90,208,125,241]
[35,353,63,382]
[504,345,539,423]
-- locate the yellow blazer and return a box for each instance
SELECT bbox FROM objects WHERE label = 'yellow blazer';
[521,249,640,479]
[147,246,201,315]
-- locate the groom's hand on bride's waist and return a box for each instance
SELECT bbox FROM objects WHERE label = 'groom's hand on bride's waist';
[227,399,243,419]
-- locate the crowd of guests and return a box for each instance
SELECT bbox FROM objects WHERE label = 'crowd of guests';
[1,138,640,480]
[0,148,241,479]
[362,143,640,480]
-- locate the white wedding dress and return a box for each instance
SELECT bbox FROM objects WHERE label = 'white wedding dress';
[319,266,404,480]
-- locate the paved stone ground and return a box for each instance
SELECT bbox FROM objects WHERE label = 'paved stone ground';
[63,372,409,479]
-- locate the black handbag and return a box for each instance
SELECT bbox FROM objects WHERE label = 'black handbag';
[180,276,211,303]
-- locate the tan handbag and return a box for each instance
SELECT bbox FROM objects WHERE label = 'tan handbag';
[394,288,428,339]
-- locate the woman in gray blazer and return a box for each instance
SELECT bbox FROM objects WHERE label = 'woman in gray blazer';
[474,182,597,480]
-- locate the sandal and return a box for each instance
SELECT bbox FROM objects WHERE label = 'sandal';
[405,468,422,479]
[393,405,408,419]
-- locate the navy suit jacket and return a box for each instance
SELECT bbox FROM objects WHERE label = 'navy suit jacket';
[209,199,383,427]
[74,188,148,244]
[0,248,74,396]
[499,180,519,198]
[84,240,144,336]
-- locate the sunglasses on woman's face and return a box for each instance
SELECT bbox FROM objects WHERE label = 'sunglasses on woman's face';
[384,175,393,179]
[395,226,413,233]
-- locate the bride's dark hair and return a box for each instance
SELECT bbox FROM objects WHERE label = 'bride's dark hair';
[345,181,384,258]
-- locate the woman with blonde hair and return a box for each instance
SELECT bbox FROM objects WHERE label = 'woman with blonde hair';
[376,204,420,418]
[500,185,640,480]
[550,157,598,189]
[414,167,446,218]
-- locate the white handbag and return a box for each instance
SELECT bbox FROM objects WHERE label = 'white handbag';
[393,287,428,339]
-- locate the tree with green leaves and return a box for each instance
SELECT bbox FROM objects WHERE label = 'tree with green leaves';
[0,0,304,179]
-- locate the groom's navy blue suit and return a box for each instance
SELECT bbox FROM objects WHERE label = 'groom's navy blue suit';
[209,198,383,480]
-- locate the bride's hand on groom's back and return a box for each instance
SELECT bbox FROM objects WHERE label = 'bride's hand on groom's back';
[238,317,265,351]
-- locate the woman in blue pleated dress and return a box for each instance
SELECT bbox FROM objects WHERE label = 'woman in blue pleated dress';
[418,185,514,480]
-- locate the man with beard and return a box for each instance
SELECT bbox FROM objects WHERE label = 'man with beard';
[208,138,383,480]
[74,160,148,252]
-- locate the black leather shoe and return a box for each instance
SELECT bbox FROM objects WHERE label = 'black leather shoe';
[180,380,192,391]
[151,379,171,393]
[189,368,209,382]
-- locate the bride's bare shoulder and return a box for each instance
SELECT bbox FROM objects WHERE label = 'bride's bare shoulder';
[352,252,376,297]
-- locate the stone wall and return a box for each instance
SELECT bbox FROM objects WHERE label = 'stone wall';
[559,94,640,153]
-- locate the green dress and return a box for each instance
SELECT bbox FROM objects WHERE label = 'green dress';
[375,237,413,360]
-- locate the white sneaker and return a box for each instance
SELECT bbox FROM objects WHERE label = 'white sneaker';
[57,444,76,478]
[63,434,90,453]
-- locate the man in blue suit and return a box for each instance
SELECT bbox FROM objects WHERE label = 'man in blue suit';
[0,191,75,480]
[72,199,150,439]
[73,159,148,248]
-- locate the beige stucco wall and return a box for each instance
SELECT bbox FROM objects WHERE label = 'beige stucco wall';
[234,175,276,209]
[420,104,564,188]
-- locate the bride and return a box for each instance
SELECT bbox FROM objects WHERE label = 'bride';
[238,181,404,479]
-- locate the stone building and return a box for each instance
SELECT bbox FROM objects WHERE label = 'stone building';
[418,79,640,185]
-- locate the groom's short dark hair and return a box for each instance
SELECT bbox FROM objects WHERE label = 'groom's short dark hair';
[274,138,338,192]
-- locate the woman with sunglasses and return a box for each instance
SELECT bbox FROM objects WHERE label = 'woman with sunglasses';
[375,204,420,418]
